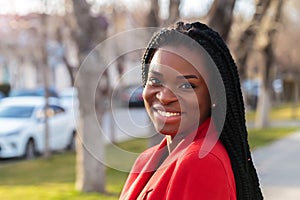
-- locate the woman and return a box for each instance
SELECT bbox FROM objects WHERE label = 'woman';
[120,21,263,200]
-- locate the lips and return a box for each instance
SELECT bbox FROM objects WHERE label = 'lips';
[157,109,181,117]
[152,105,182,118]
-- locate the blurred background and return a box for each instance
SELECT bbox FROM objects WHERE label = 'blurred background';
[0,0,299,199]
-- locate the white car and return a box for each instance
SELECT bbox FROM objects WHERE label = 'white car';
[0,97,76,159]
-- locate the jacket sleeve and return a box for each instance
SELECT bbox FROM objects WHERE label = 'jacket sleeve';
[119,146,158,200]
[165,152,234,200]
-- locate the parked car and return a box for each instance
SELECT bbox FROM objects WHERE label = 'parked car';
[9,87,59,98]
[118,85,144,108]
[0,97,76,159]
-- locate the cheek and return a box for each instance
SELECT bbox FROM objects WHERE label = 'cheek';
[184,88,211,116]
[142,86,150,103]
[142,86,156,108]
[196,89,212,117]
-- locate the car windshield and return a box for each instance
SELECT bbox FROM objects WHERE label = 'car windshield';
[9,90,40,97]
[0,106,35,118]
[9,88,59,98]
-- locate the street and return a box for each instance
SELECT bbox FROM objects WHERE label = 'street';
[253,130,300,200]
[102,107,152,144]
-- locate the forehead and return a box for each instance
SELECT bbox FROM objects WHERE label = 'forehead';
[150,45,208,76]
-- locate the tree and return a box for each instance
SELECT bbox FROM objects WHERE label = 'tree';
[207,0,236,42]
[166,0,181,25]
[69,0,109,193]
[235,0,272,80]
[40,14,51,158]
[146,0,160,27]
[275,1,300,113]
[255,0,285,128]
[146,0,182,27]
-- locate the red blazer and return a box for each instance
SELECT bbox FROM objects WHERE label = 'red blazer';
[120,118,236,200]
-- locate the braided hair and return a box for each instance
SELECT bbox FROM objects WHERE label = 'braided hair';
[141,21,263,200]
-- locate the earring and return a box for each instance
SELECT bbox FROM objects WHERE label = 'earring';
[212,103,216,108]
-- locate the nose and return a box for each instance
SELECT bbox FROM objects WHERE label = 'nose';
[156,87,177,105]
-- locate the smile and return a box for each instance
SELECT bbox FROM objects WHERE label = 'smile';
[157,109,181,117]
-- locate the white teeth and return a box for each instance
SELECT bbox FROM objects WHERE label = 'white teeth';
[157,110,180,117]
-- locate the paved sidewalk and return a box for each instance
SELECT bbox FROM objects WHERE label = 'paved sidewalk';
[252,129,300,200]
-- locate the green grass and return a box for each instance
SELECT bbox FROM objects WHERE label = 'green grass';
[245,103,300,149]
[0,138,148,200]
[248,126,299,149]
[246,103,300,122]
[0,152,125,200]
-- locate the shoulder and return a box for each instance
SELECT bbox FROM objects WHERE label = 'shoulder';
[134,145,156,161]
[169,140,236,194]
[166,140,236,199]
[176,140,233,178]
[130,144,160,172]
[183,139,229,160]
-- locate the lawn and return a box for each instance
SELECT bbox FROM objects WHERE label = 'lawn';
[0,103,299,200]
[246,103,300,122]
[0,139,149,200]
[248,126,299,149]
[0,152,124,200]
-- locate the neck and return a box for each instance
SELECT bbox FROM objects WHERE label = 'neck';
[165,131,189,154]
[166,135,172,154]
[165,120,211,154]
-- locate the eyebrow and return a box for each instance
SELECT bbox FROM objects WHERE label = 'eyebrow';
[149,70,198,80]
[149,70,162,76]
[176,75,198,80]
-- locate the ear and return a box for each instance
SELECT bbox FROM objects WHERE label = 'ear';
[210,90,217,108]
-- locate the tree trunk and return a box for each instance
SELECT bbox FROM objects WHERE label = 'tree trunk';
[55,24,76,85]
[62,55,75,85]
[292,80,299,119]
[71,0,108,193]
[255,0,285,128]
[235,0,272,80]
[146,0,160,27]
[166,0,181,25]
[207,0,236,42]
[75,51,106,193]
[40,14,51,158]
[255,86,271,127]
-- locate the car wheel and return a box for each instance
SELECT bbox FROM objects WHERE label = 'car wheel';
[24,139,37,159]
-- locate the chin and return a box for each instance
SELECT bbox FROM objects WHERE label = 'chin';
[159,130,178,137]
[156,128,178,137]
[155,125,179,137]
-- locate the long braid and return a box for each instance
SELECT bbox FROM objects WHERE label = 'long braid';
[199,27,263,199]
[141,21,263,200]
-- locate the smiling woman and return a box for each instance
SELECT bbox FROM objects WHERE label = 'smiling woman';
[144,45,211,136]
[119,21,263,200]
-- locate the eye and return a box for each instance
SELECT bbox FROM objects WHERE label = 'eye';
[179,82,195,89]
[148,77,162,86]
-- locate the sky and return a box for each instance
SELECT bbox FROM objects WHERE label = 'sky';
[0,0,65,15]
[0,0,255,18]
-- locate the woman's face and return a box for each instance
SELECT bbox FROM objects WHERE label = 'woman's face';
[143,45,212,137]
